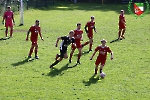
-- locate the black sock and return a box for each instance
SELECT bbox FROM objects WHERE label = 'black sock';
[100,69,102,73]
[51,60,59,67]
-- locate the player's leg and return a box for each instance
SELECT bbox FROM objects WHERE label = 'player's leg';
[5,26,8,37]
[50,49,65,68]
[121,27,126,39]
[69,44,76,63]
[50,57,63,68]
[89,38,93,51]
[118,28,122,39]
[10,26,13,37]
[95,57,100,74]
[77,47,82,64]
[55,54,60,60]
[28,42,35,58]
[34,43,39,59]
[99,60,106,74]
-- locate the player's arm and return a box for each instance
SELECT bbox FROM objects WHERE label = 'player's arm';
[90,50,97,60]
[93,26,97,33]
[12,13,15,24]
[26,30,30,41]
[55,37,61,47]
[2,13,5,24]
[84,25,88,33]
[110,52,114,60]
[39,28,44,41]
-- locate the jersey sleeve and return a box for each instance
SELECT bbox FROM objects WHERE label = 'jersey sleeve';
[95,46,99,52]
[107,46,112,53]
[61,36,66,40]
[29,26,33,31]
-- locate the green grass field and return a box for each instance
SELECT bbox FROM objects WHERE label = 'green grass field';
[0,2,150,100]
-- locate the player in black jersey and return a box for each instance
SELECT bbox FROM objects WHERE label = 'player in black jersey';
[50,30,75,68]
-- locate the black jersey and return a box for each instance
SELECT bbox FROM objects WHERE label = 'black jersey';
[60,36,75,49]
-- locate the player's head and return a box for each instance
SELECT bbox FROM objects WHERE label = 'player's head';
[101,39,107,46]
[121,10,124,14]
[91,16,95,21]
[7,6,11,11]
[69,30,74,37]
[35,20,40,26]
[77,23,81,29]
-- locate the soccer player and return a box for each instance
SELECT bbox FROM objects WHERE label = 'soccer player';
[82,16,97,52]
[90,39,113,75]
[2,6,15,38]
[26,20,44,60]
[50,30,75,68]
[118,10,126,39]
[69,23,83,64]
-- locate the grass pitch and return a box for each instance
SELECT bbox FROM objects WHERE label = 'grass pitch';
[0,2,150,100]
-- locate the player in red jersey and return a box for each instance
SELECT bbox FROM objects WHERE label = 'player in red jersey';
[26,20,44,60]
[118,10,126,39]
[90,39,113,75]
[69,23,83,64]
[82,16,97,52]
[2,6,15,38]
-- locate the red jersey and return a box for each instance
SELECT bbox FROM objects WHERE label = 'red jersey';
[119,14,125,25]
[95,45,111,60]
[29,25,41,41]
[3,11,14,24]
[85,21,95,34]
[74,29,83,42]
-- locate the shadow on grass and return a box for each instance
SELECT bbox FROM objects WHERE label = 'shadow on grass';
[11,58,29,67]
[74,50,90,57]
[83,74,104,86]
[110,38,125,43]
[0,37,10,41]
[47,63,70,77]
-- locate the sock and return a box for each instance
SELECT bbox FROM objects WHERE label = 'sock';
[5,29,8,37]
[118,31,121,39]
[89,43,92,50]
[77,54,81,61]
[51,60,59,67]
[122,30,125,36]
[69,53,73,60]
[100,69,102,73]
[83,41,89,47]
[29,49,33,56]
[35,49,38,56]
[10,28,13,37]
[95,69,98,74]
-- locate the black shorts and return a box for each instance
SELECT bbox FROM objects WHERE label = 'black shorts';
[60,46,67,58]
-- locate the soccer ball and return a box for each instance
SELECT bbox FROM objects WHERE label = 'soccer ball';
[100,72,106,78]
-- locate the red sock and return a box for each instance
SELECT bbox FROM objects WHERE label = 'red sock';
[10,28,13,37]
[89,43,92,50]
[83,41,89,47]
[78,54,81,60]
[118,31,121,38]
[35,49,38,56]
[29,49,33,56]
[122,30,125,36]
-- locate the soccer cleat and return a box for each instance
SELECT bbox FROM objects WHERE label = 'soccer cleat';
[50,65,53,68]
[121,35,125,39]
[28,56,31,59]
[69,59,72,63]
[28,56,32,61]
[89,49,92,52]
[35,56,39,59]
[77,60,81,64]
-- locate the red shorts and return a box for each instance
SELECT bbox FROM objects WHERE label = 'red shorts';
[119,24,126,30]
[30,39,37,45]
[72,40,82,49]
[95,56,106,66]
[5,22,13,28]
[87,33,93,39]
